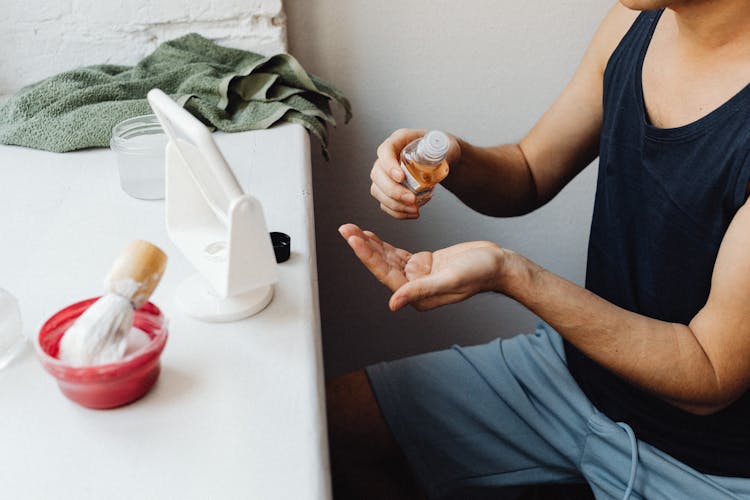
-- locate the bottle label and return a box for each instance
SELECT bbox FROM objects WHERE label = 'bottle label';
[400,161,424,192]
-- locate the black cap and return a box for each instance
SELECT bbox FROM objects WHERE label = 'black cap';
[270,232,290,263]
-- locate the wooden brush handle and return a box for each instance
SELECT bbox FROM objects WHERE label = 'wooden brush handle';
[105,240,168,309]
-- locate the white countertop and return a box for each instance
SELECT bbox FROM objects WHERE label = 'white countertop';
[0,124,331,500]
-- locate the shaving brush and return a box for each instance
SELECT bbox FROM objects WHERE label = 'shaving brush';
[59,240,167,366]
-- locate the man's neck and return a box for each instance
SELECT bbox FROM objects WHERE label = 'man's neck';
[669,0,750,52]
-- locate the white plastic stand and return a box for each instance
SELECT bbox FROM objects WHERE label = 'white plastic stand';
[147,89,278,322]
[175,274,273,322]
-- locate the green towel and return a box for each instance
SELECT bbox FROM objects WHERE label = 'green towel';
[0,33,351,157]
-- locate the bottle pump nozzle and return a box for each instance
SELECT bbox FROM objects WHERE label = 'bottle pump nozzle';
[416,131,450,162]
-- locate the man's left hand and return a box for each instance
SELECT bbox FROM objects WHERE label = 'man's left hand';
[338,223,509,311]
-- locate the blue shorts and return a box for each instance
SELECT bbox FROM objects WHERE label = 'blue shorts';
[366,323,750,499]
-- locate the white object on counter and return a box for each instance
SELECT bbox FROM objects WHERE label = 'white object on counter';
[0,288,25,370]
[110,114,167,200]
[147,89,278,322]
[58,240,168,367]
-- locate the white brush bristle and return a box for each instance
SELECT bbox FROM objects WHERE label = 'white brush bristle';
[58,294,134,367]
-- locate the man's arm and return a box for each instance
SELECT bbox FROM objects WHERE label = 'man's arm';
[497,199,750,415]
[444,4,639,215]
[369,4,638,218]
[375,195,750,416]
[342,190,750,415]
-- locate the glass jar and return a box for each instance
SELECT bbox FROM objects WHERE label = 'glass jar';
[110,114,167,200]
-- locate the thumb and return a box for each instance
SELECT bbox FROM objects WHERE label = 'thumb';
[389,277,439,311]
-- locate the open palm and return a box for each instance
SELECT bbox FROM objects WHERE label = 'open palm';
[339,223,504,311]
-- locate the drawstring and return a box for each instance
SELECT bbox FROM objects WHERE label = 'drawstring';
[617,422,639,500]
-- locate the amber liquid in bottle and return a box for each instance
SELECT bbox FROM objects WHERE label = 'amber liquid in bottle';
[400,156,449,206]
[399,131,451,207]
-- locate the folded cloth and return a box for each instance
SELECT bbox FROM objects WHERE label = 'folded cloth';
[0,33,351,157]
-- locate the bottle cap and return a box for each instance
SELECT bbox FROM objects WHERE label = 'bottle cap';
[417,130,450,162]
[270,232,291,263]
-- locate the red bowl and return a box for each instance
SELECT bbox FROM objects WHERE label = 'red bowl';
[36,297,168,409]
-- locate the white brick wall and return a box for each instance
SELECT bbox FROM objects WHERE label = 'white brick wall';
[1,0,287,97]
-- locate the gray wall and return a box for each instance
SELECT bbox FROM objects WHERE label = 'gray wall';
[286,0,613,377]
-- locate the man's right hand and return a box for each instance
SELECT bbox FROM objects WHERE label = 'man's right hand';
[370,128,460,219]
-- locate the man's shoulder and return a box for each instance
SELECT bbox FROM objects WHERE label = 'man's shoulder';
[588,4,642,75]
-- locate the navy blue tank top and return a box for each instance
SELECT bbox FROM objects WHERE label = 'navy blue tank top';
[565,10,750,476]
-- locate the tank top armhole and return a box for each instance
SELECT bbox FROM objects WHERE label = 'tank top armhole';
[603,10,660,84]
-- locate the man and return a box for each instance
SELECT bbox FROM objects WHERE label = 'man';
[331,1,750,499]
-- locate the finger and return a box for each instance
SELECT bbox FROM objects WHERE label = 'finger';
[389,277,440,311]
[341,226,386,251]
[376,129,423,162]
[358,229,411,265]
[345,234,389,278]
[376,129,426,178]
[370,157,405,185]
[374,157,405,184]
[370,183,417,215]
[380,203,419,220]
[340,225,387,261]
[345,233,408,291]
[341,225,389,261]
[367,232,412,262]
[338,223,363,240]
[362,230,382,244]
[390,281,466,312]
[371,161,416,204]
